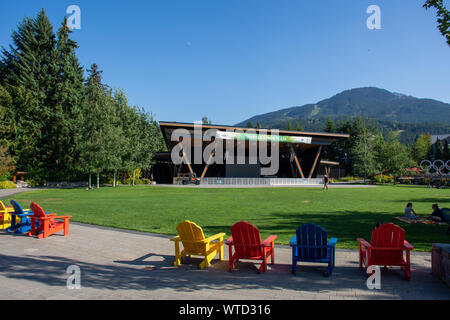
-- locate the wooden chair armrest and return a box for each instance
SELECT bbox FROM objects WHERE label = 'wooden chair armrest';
[261,235,277,247]
[11,212,33,217]
[225,236,233,245]
[170,238,216,245]
[30,216,57,220]
[404,240,414,251]
[289,235,297,246]
[357,238,371,249]
[328,237,338,247]
[202,233,226,243]
[53,215,72,219]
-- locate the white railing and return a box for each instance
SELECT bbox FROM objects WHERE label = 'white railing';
[200,177,322,185]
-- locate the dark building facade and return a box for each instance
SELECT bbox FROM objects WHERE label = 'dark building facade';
[153,122,349,184]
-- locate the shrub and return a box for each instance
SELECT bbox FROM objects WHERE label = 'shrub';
[399,177,413,184]
[0,181,16,189]
[122,169,151,184]
[26,179,44,187]
[336,176,359,182]
[107,177,122,185]
[373,174,395,184]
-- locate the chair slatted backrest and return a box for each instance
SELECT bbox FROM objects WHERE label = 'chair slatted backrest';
[10,200,26,226]
[296,223,328,260]
[371,223,405,264]
[176,220,206,253]
[230,221,262,258]
[0,201,7,217]
[10,200,25,215]
[30,202,46,218]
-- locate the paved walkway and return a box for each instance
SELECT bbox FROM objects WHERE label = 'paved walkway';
[0,187,44,199]
[0,223,448,300]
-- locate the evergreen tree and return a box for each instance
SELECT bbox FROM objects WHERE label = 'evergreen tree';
[443,139,450,161]
[113,89,137,185]
[0,85,16,150]
[202,116,211,125]
[411,134,432,164]
[1,10,166,186]
[0,10,57,182]
[434,138,444,160]
[45,17,85,180]
[381,131,414,183]
[350,122,380,182]
[79,63,108,188]
[286,120,294,130]
[101,90,124,187]
[324,117,335,133]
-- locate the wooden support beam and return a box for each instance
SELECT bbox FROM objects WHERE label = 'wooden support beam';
[182,150,194,174]
[289,144,305,179]
[289,158,296,178]
[178,143,194,175]
[200,150,215,179]
[308,146,322,178]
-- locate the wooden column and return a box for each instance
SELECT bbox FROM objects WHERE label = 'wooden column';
[289,144,305,179]
[308,146,322,178]
[200,150,215,179]
[289,159,296,178]
[178,143,194,175]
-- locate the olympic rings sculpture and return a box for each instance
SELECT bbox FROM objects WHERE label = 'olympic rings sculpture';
[419,160,450,176]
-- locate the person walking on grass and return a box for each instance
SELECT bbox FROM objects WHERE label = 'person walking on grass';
[323,175,329,190]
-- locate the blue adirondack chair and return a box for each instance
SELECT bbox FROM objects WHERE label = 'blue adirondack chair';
[7,200,34,233]
[289,223,338,277]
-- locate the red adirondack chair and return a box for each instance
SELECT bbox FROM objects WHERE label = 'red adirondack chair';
[225,221,277,274]
[357,223,414,280]
[27,202,72,239]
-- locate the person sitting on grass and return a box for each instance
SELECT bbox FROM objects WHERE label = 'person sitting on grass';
[427,204,445,222]
[403,203,420,220]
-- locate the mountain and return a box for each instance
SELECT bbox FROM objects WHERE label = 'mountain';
[236,87,450,143]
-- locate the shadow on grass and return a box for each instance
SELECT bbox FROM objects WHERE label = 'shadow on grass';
[201,210,449,250]
[391,198,450,204]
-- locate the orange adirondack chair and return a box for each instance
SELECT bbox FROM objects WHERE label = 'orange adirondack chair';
[27,202,72,239]
[226,221,277,274]
[357,223,414,280]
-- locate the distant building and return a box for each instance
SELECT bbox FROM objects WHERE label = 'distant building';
[153,122,349,184]
[431,134,450,145]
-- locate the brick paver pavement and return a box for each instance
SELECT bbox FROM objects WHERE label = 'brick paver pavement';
[0,223,448,300]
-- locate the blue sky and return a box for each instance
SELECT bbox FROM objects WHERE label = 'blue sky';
[1,0,449,125]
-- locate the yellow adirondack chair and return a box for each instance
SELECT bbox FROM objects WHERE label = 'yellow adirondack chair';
[170,220,225,269]
[0,201,14,230]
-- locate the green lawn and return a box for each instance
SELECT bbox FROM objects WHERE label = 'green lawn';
[3,185,449,251]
